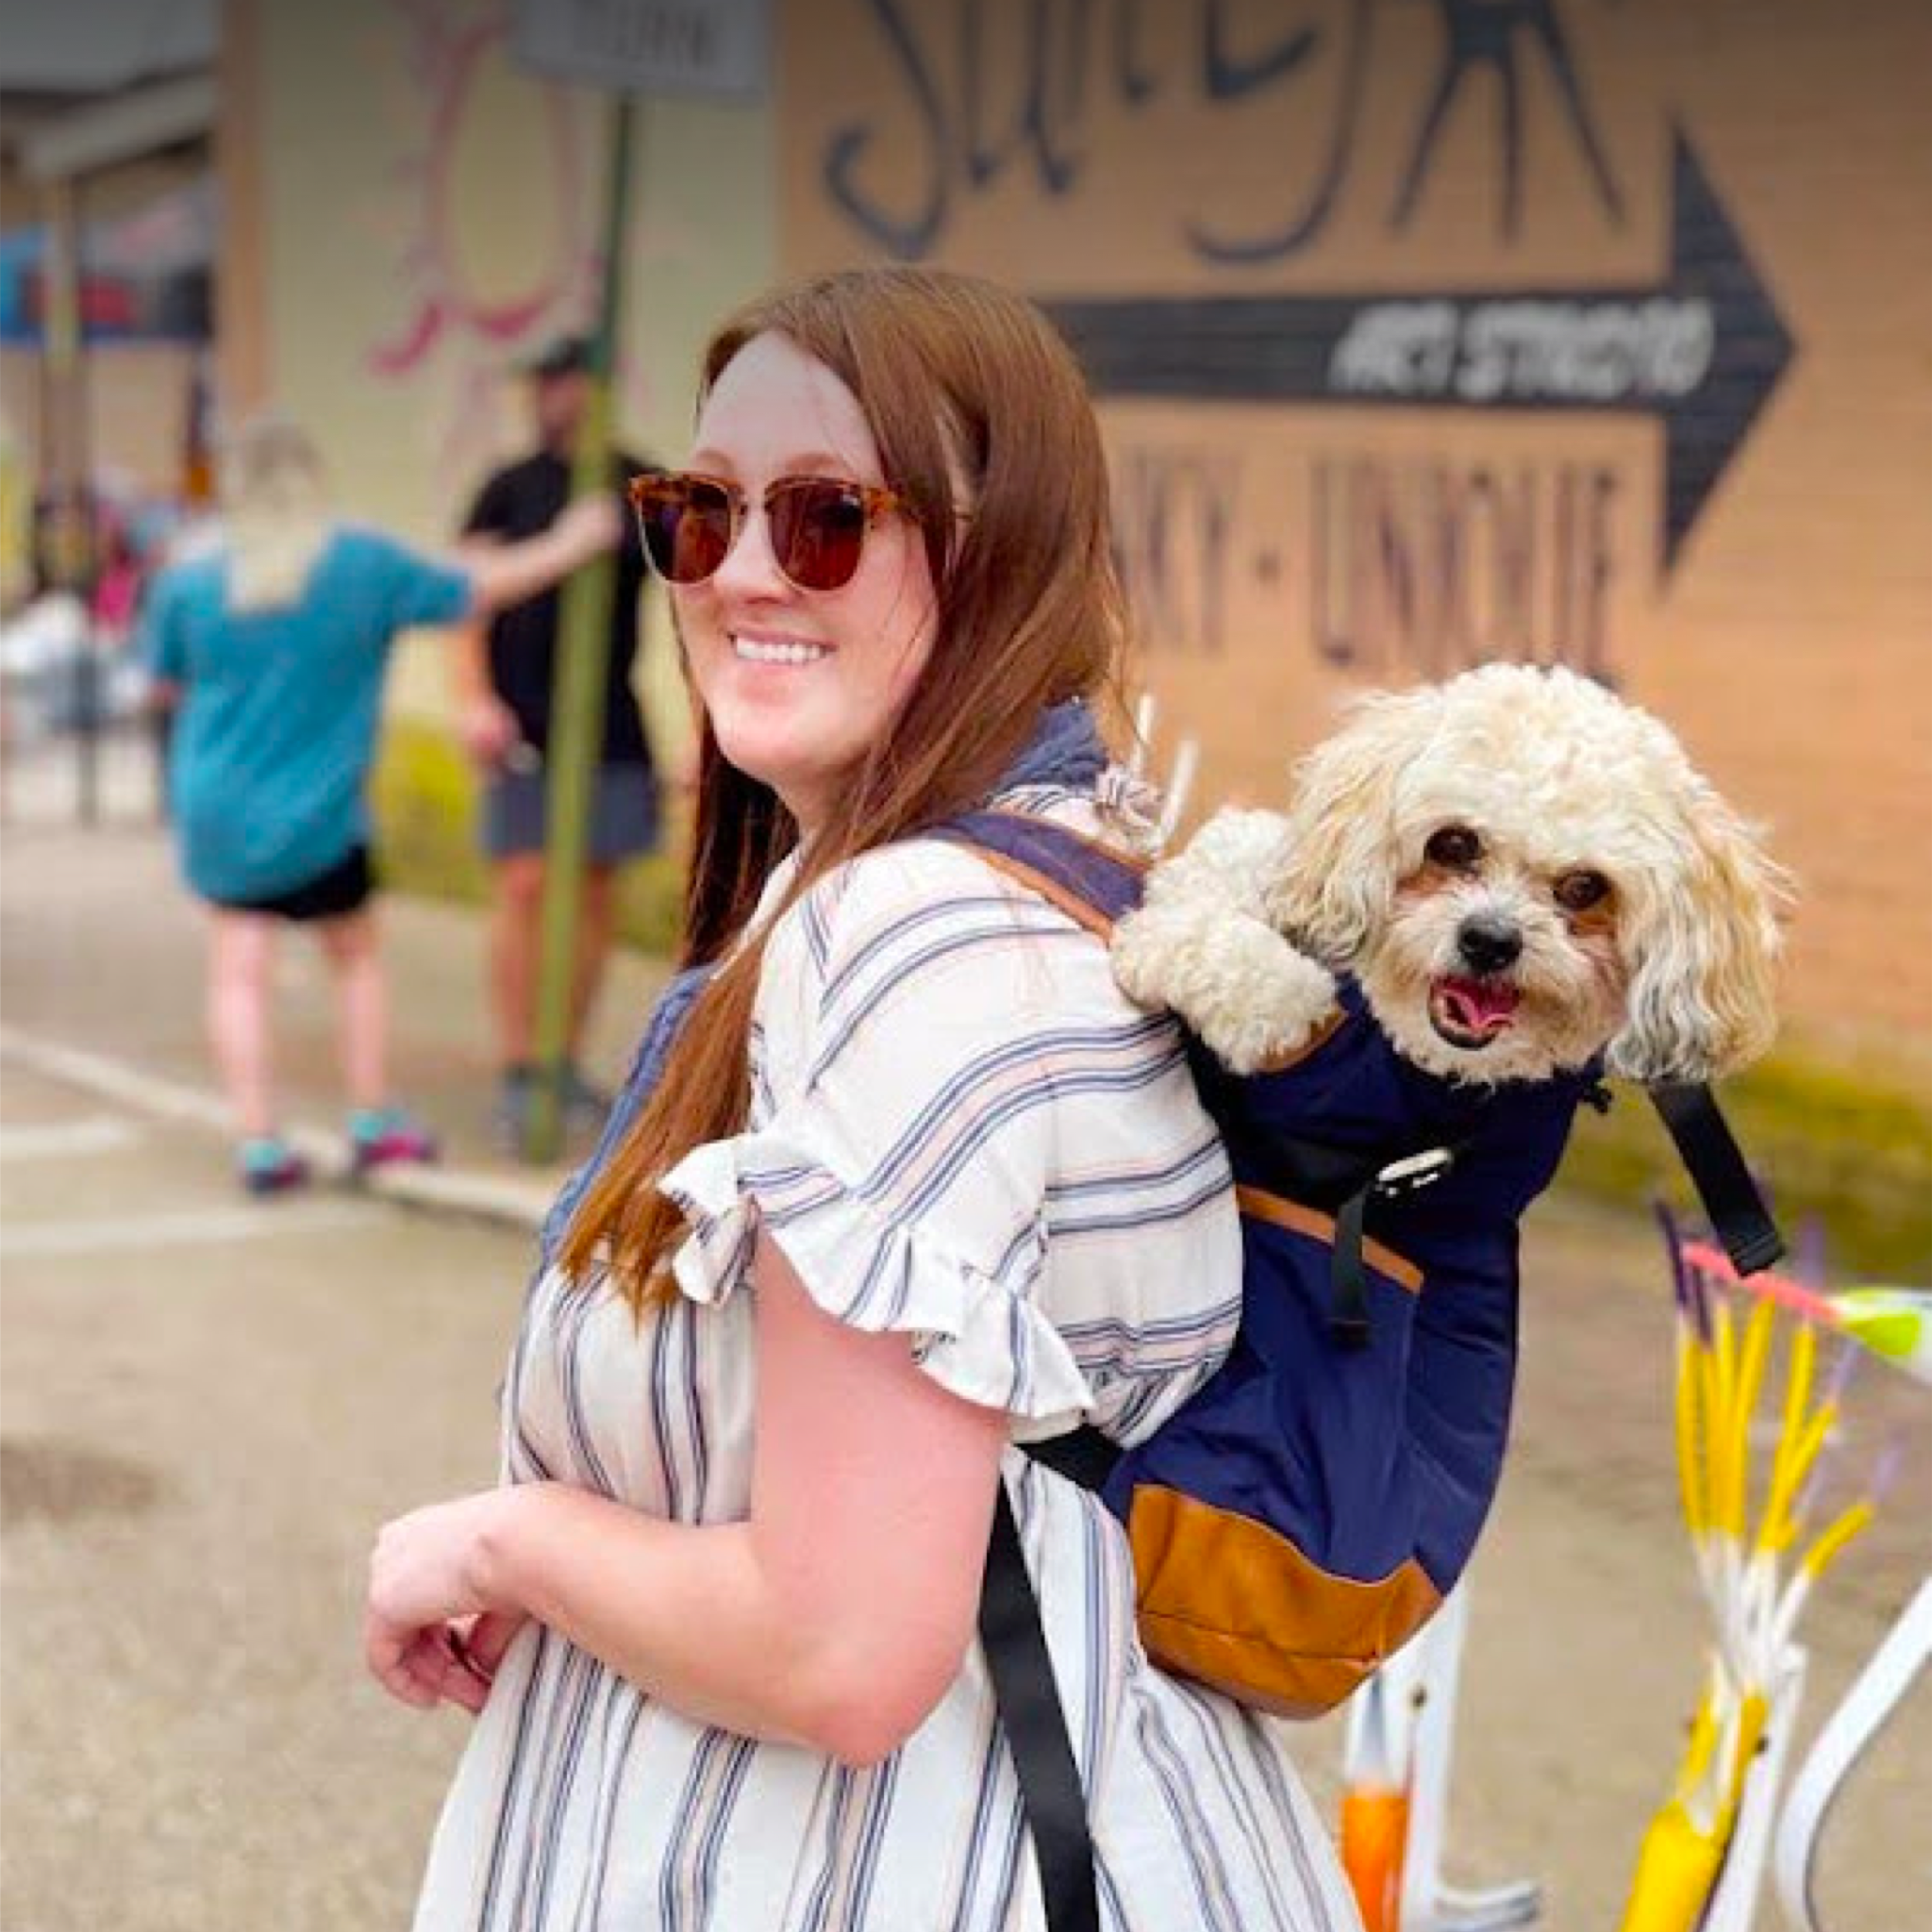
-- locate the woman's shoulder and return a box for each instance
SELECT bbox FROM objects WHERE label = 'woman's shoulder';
[748,791,1144,1038]
[806,791,1136,947]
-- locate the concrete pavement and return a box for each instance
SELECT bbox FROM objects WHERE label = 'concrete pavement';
[1,1057,526,1931]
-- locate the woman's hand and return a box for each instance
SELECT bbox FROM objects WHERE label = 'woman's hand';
[365,1489,529,1711]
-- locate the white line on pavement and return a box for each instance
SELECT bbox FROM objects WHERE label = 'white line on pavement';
[0,1116,143,1160]
[0,1024,550,1231]
[0,1029,241,1139]
[2,1200,385,1257]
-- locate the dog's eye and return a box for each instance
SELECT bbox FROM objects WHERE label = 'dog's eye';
[1425,826,1482,870]
[1555,870,1611,913]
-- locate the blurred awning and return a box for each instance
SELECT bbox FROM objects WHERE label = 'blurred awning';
[0,0,217,183]
[16,72,216,183]
[0,0,215,98]
[0,2,219,343]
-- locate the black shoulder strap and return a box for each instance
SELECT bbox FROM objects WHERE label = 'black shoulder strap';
[939,811,1128,1925]
[1648,1081,1785,1276]
[978,1482,1100,1932]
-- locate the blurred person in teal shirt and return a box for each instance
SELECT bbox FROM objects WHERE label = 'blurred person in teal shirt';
[142,417,617,1194]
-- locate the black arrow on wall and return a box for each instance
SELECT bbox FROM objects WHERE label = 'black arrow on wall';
[1043,130,1794,575]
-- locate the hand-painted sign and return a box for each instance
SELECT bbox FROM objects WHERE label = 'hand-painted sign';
[1044,132,1792,572]
[787,0,1807,693]
[822,0,1631,265]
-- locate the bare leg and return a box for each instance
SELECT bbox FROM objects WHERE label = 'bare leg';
[315,907,387,1111]
[491,853,546,1070]
[207,910,278,1137]
[573,865,621,1053]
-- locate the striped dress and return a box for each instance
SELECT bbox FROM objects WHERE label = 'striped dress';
[413,786,1360,1932]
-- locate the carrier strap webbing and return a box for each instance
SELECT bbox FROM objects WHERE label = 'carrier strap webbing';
[978,1482,1100,1932]
[1648,1080,1786,1277]
[1329,1184,1378,1349]
[1024,1425,1122,1492]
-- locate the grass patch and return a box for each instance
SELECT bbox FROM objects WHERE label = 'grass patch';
[374,717,1929,1281]
[370,717,686,958]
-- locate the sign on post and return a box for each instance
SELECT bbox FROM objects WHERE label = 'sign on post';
[507,0,768,1161]
[513,0,771,100]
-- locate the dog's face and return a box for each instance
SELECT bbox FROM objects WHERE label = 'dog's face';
[1366,806,1628,1082]
[1264,665,1791,1085]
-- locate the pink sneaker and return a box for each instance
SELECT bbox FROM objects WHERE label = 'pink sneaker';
[349,1107,439,1174]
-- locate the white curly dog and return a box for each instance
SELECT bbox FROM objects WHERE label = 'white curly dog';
[1112,664,1791,1088]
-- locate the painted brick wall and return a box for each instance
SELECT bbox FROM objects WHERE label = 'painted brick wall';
[781,0,1932,1063]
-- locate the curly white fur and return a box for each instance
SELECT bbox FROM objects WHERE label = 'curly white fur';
[1113,665,1792,1085]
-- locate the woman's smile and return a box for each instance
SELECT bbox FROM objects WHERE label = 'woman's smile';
[729,632,833,668]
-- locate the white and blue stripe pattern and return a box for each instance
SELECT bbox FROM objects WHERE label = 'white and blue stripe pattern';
[414,790,1358,1930]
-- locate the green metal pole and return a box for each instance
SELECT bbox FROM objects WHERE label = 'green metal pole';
[42,171,101,826]
[524,93,637,1163]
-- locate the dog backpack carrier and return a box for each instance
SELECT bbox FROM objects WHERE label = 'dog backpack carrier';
[936,809,1783,1932]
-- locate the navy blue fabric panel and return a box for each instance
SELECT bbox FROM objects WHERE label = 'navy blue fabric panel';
[1107,1218,1469,1590]
[1404,1238,1519,1582]
[935,811,1145,924]
[1210,977,1593,1208]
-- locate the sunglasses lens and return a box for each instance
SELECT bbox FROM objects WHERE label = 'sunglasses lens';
[769,480,870,591]
[636,478,732,584]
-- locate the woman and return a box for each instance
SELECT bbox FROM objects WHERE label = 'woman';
[369,267,1359,1930]
[142,416,616,1192]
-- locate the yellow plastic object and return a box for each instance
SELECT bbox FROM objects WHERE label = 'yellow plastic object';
[1619,1803,1725,1932]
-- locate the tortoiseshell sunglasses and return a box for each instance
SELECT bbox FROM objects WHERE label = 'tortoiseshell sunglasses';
[627,470,911,594]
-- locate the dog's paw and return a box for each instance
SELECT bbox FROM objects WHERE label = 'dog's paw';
[1113,904,1339,1074]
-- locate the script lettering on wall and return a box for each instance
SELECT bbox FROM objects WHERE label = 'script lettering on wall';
[1051,132,1790,578]
[802,0,1797,684]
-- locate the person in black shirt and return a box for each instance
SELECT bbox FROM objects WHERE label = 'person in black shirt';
[455,335,660,1151]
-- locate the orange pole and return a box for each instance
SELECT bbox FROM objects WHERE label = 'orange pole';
[1341,1786,1410,1932]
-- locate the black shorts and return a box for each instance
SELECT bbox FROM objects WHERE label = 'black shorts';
[210,845,375,922]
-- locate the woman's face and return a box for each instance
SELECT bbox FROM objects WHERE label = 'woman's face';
[674,331,941,836]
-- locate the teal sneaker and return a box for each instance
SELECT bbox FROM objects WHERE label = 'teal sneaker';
[240,1135,309,1197]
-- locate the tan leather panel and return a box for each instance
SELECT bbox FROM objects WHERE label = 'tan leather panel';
[1127,1485,1443,1718]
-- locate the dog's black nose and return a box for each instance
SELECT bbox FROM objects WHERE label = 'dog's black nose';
[1457,913,1523,974]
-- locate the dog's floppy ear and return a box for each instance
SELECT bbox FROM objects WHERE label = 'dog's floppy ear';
[1263,690,1423,963]
[1610,791,1791,1083]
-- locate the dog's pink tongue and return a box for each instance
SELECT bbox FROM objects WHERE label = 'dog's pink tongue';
[1442,976,1520,1035]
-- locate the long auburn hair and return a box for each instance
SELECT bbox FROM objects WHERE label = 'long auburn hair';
[559,265,1129,1309]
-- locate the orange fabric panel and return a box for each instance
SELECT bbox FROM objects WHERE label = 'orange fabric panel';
[1235,1186,1424,1294]
[1251,1009,1348,1074]
[1127,1485,1443,1718]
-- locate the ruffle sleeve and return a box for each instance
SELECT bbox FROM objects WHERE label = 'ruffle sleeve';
[659,1121,1092,1424]
[655,841,1118,1429]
